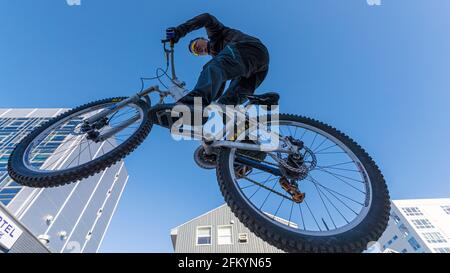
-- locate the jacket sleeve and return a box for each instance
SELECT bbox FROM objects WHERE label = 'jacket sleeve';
[175,13,226,39]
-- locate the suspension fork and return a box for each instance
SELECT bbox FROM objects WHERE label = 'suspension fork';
[84,86,157,125]
[83,86,159,142]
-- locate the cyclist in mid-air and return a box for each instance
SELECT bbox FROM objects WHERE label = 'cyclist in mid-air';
[167,13,271,106]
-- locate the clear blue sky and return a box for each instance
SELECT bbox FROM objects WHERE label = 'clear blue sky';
[1,0,449,252]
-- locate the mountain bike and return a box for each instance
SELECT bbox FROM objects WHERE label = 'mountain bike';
[8,38,390,253]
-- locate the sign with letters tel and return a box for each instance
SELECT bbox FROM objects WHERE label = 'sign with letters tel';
[0,209,23,250]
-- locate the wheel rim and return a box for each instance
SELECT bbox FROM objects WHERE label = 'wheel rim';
[227,119,373,236]
[22,102,145,173]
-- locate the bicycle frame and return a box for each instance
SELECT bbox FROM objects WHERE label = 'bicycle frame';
[83,39,298,157]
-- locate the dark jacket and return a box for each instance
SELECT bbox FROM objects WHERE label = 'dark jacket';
[175,13,264,56]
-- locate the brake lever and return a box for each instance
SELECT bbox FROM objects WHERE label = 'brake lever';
[161,39,175,53]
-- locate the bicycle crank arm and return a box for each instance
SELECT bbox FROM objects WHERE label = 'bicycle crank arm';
[95,115,141,142]
[235,155,283,177]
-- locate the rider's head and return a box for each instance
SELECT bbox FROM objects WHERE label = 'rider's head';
[188,37,210,56]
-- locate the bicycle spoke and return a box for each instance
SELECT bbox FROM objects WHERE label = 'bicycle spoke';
[273,197,285,219]
[315,151,346,155]
[279,126,286,137]
[306,176,364,207]
[259,180,279,210]
[288,201,294,226]
[316,169,365,195]
[316,184,350,224]
[66,140,91,168]
[77,140,83,166]
[320,161,355,168]
[287,126,293,137]
[242,176,291,201]
[298,203,306,230]
[315,166,365,185]
[247,175,275,199]
[40,138,87,170]
[312,180,337,229]
[108,108,136,123]
[310,133,318,150]
[109,117,140,127]
[299,128,307,140]
[314,144,337,154]
[240,184,256,190]
[38,139,90,158]
[248,170,266,176]
[317,166,360,173]
[304,200,321,231]
[106,139,116,149]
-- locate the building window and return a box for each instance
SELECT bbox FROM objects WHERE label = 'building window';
[407,237,421,251]
[391,212,401,224]
[402,207,423,216]
[398,224,410,237]
[196,226,212,245]
[434,248,450,253]
[441,206,450,215]
[412,219,434,229]
[217,225,233,245]
[401,248,408,253]
[423,232,447,244]
[238,233,248,244]
[384,234,399,248]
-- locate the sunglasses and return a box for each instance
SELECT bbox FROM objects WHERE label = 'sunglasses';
[190,41,200,56]
[190,39,208,56]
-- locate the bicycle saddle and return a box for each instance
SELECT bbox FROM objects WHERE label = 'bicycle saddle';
[246,92,280,105]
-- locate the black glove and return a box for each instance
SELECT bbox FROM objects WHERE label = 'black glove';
[166,27,180,43]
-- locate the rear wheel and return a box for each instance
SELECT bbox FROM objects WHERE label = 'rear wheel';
[8,97,152,188]
[216,114,390,252]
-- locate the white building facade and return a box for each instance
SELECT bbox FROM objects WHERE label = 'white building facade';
[0,108,129,253]
[374,199,450,253]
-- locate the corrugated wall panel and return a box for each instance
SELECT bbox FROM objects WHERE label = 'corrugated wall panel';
[175,205,283,253]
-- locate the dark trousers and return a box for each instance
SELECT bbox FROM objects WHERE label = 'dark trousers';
[179,42,269,105]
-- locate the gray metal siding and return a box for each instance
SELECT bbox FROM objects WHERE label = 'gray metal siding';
[0,205,49,253]
[174,205,284,253]
[5,231,50,253]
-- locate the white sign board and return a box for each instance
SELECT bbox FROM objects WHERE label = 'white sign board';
[0,209,23,250]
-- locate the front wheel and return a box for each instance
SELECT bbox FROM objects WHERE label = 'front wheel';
[8,97,152,188]
[216,114,390,253]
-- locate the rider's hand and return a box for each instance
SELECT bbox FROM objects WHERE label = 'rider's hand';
[166,27,180,43]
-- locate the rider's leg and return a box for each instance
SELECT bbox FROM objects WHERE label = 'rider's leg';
[217,69,270,176]
[217,69,269,106]
[178,44,247,105]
